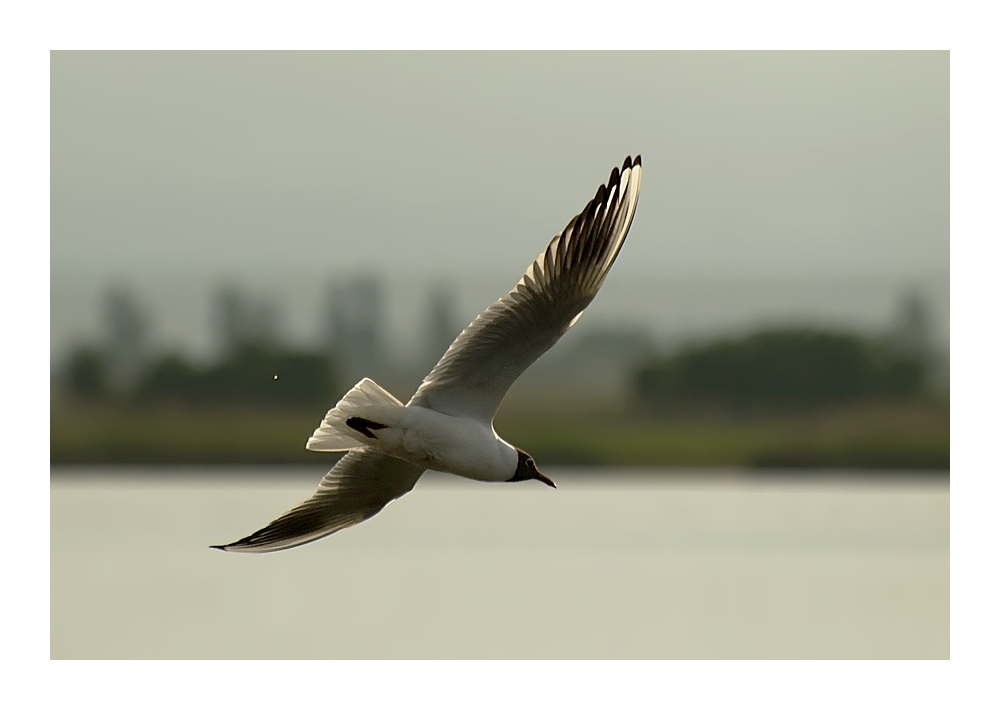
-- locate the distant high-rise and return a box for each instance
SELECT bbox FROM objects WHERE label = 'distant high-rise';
[102,286,148,392]
[322,274,385,383]
[513,326,656,401]
[888,289,948,393]
[212,284,282,359]
[890,291,932,360]
[424,284,461,368]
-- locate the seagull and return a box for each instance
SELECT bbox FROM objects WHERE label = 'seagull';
[212,155,642,552]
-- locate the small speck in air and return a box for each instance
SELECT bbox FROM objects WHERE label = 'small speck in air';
[273,375,278,380]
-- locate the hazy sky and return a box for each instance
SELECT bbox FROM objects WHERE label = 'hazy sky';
[52,51,948,282]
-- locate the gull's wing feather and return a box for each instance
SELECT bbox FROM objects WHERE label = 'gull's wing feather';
[212,448,424,553]
[409,155,642,422]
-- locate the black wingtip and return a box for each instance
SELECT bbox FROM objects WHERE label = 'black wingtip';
[209,544,229,552]
[622,155,641,171]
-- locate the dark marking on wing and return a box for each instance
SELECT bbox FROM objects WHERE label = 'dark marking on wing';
[345,416,388,439]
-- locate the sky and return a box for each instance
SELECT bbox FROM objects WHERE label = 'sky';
[50,51,950,359]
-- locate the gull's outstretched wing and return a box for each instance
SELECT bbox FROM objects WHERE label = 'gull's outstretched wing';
[211,448,425,553]
[409,155,642,422]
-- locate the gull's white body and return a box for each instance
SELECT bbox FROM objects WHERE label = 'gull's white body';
[304,376,518,481]
[321,397,518,483]
[214,155,642,553]
[378,406,518,482]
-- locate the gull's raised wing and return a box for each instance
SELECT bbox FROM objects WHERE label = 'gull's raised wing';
[211,448,425,553]
[409,155,642,423]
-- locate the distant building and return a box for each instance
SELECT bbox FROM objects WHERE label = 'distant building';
[514,326,656,400]
[889,291,932,360]
[888,290,948,393]
[212,285,282,359]
[558,328,656,391]
[322,274,386,384]
[424,284,462,369]
[102,286,149,392]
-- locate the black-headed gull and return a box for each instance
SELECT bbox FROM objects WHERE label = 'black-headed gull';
[213,156,642,552]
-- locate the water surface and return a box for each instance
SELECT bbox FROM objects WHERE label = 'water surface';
[51,467,949,659]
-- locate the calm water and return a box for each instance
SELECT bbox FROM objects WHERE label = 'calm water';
[50,467,949,659]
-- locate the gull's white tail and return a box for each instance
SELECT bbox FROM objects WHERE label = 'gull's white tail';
[306,378,404,452]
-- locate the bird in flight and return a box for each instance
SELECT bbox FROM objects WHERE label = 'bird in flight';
[213,155,642,552]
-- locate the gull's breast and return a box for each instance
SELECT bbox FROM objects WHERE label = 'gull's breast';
[395,406,514,482]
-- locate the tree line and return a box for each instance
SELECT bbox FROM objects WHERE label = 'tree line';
[63,325,934,414]
[64,343,339,411]
[633,328,930,413]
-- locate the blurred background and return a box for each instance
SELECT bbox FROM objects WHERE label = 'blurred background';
[50,51,949,659]
[51,51,948,470]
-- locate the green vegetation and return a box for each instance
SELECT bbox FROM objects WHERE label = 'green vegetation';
[50,399,325,464]
[135,346,336,410]
[67,344,338,411]
[51,326,948,471]
[493,398,948,470]
[54,340,342,464]
[50,395,948,470]
[635,329,926,412]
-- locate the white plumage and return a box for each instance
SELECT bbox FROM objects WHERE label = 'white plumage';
[305,378,404,452]
[213,155,642,553]
[308,378,518,482]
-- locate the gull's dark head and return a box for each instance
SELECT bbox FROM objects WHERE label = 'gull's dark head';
[509,448,556,488]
